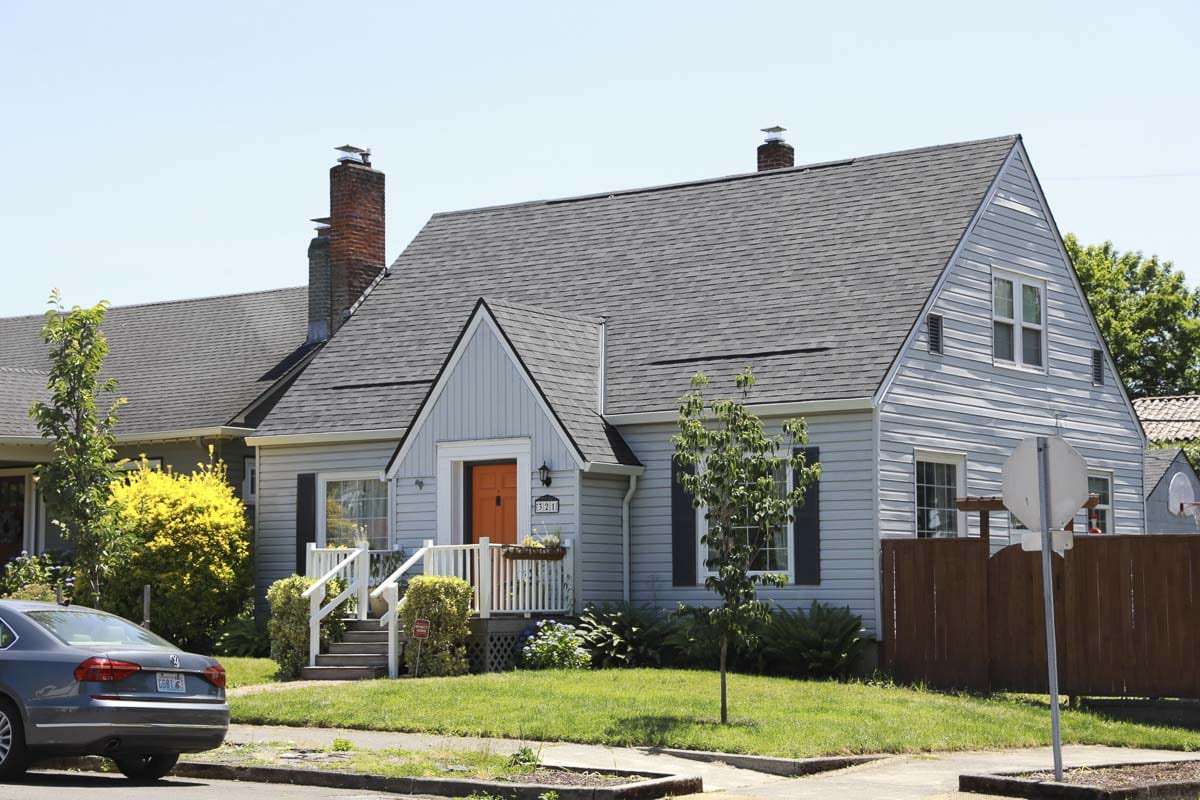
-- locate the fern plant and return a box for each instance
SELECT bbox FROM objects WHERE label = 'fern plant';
[762,601,865,679]
[578,604,675,668]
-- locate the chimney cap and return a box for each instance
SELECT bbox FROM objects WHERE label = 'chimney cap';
[335,144,372,166]
[310,216,331,225]
[761,125,786,142]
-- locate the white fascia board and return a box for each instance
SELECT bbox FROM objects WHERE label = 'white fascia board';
[0,436,47,447]
[603,396,875,426]
[246,429,406,447]
[583,462,646,476]
[874,143,1020,403]
[115,426,257,444]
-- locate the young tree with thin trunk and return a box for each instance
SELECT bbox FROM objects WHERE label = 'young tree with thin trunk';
[672,367,819,724]
[29,291,127,607]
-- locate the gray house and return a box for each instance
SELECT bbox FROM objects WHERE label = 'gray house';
[248,130,1146,673]
[1134,395,1200,533]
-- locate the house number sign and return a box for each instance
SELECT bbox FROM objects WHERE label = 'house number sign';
[534,495,560,514]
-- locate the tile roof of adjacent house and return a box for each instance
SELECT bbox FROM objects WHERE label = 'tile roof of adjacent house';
[1144,447,1188,498]
[0,287,311,440]
[256,135,1022,448]
[1133,395,1200,442]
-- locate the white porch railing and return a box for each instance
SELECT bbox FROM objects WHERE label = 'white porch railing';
[370,538,576,678]
[301,544,369,668]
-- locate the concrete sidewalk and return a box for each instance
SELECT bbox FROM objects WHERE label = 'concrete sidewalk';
[227,724,1200,799]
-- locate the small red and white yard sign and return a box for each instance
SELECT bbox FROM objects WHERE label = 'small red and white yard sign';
[411,618,431,639]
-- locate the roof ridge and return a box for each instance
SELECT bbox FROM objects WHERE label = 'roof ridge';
[0,285,307,323]
[1134,394,1200,402]
[420,134,1021,221]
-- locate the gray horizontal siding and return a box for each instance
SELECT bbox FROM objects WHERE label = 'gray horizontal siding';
[255,440,398,612]
[880,148,1144,546]
[620,412,879,634]
[1146,453,1200,534]
[579,472,627,606]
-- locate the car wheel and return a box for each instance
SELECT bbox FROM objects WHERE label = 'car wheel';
[113,753,180,783]
[0,698,31,779]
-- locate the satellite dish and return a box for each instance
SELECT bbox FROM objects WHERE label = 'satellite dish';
[1168,472,1195,516]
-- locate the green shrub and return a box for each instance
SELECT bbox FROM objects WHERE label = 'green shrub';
[399,576,473,677]
[665,607,767,672]
[214,614,270,658]
[267,575,347,679]
[7,582,58,602]
[519,620,590,670]
[0,552,71,598]
[104,457,252,651]
[761,601,866,679]
[578,604,675,668]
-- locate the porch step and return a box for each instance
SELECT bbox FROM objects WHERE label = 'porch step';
[343,629,389,643]
[300,665,387,681]
[328,641,389,655]
[316,652,389,668]
[342,619,387,633]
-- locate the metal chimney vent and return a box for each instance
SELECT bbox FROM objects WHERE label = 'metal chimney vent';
[335,144,371,166]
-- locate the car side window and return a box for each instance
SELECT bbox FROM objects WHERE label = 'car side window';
[0,619,15,650]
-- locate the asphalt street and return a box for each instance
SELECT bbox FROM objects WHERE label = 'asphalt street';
[6,770,425,799]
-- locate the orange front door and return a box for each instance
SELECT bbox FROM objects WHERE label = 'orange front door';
[470,463,518,545]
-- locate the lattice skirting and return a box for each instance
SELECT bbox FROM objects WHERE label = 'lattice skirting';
[466,616,574,673]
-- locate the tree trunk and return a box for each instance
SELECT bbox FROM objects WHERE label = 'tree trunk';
[719,634,728,725]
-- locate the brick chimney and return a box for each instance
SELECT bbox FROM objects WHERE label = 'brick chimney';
[307,145,385,343]
[757,126,794,171]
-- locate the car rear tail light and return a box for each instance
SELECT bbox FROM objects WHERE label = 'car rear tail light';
[74,656,141,682]
[202,664,227,689]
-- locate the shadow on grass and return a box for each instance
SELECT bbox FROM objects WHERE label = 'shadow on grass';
[604,714,759,744]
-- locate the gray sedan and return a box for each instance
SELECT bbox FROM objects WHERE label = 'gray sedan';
[0,600,229,782]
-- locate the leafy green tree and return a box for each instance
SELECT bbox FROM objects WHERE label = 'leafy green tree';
[672,367,819,723]
[1066,234,1200,397]
[29,291,127,606]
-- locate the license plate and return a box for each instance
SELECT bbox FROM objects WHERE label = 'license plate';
[156,672,186,693]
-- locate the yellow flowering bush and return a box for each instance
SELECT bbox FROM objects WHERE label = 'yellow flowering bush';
[105,456,251,651]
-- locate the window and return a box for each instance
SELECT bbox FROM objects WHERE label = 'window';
[992,272,1045,369]
[1091,349,1104,385]
[927,314,944,355]
[1084,474,1112,534]
[28,609,174,649]
[915,452,965,538]
[697,465,791,577]
[0,618,16,650]
[243,457,257,504]
[320,473,389,550]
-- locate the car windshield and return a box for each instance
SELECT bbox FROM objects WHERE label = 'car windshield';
[26,609,175,649]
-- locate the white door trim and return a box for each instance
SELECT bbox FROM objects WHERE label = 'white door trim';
[436,439,532,546]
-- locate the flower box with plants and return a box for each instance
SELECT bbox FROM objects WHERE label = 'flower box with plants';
[502,531,566,561]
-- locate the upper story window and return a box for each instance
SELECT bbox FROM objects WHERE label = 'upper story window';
[992,272,1045,370]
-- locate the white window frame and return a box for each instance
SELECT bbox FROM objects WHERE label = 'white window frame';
[316,470,392,552]
[1080,470,1114,534]
[695,465,795,583]
[991,269,1046,372]
[242,456,257,504]
[0,468,38,555]
[435,438,532,547]
[913,449,967,538]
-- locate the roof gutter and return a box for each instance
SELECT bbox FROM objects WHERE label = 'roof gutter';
[602,396,875,426]
[247,428,407,447]
[0,427,256,447]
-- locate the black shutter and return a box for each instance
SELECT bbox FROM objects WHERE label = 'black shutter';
[296,473,317,574]
[671,460,697,586]
[793,447,821,585]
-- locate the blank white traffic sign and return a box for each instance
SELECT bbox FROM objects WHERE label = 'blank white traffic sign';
[1002,436,1089,532]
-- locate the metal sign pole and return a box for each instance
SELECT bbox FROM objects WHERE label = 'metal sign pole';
[1036,436,1064,782]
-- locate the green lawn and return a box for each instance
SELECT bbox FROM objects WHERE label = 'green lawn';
[221,657,280,689]
[229,669,1200,758]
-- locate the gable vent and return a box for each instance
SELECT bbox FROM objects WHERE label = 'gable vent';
[927,314,944,355]
[1091,349,1104,385]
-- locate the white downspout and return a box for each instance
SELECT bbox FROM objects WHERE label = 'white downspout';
[621,473,638,603]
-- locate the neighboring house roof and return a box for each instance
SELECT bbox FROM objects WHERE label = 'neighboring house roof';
[258,135,1020,441]
[1134,395,1200,442]
[1144,447,1189,498]
[0,287,311,440]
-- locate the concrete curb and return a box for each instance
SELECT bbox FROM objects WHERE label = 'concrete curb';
[959,763,1200,799]
[649,747,885,777]
[34,757,702,800]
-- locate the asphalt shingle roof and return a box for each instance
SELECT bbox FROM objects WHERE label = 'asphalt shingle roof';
[0,287,310,438]
[1134,395,1200,443]
[258,135,1021,444]
[1144,447,1185,498]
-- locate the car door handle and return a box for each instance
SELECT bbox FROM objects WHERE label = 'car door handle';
[496,495,501,507]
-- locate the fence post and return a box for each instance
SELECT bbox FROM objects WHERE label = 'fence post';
[356,549,369,621]
[306,542,316,577]
[142,585,151,629]
[386,583,399,679]
[477,537,492,619]
[564,539,575,614]
[309,587,322,668]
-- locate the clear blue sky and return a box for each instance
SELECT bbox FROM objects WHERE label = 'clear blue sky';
[2,1,1197,317]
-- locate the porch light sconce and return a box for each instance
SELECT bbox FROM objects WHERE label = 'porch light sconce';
[538,461,552,487]
[414,479,424,490]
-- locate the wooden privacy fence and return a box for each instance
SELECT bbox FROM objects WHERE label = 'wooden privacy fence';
[881,535,1200,697]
